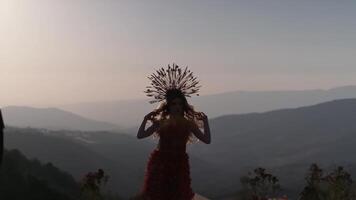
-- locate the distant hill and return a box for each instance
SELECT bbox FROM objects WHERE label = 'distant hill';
[0,149,79,200]
[2,106,121,131]
[60,85,356,129]
[192,98,356,166]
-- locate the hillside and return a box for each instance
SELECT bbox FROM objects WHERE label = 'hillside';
[192,98,356,167]
[0,149,80,200]
[189,98,356,198]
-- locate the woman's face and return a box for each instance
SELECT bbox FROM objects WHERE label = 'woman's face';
[169,98,184,116]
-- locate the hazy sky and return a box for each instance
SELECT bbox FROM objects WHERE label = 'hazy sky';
[1,0,356,106]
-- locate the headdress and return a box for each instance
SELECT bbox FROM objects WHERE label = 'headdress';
[144,63,201,104]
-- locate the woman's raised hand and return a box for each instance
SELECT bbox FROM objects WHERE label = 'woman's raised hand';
[144,111,158,121]
[196,112,208,121]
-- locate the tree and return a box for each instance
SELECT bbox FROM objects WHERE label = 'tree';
[237,167,281,200]
[299,164,355,200]
[323,166,355,200]
[299,163,325,200]
[80,169,109,200]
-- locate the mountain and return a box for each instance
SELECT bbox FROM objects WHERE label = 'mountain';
[192,98,356,167]
[4,127,230,199]
[0,149,80,200]
[59,85,356,129]
[2,106,121,131]
[189,98,356,198]
[5,98,356,199]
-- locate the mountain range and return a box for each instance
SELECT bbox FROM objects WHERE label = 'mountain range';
[2,106,121,131]
[189,98,356,198]
[4,127,228,199]
[5,98,356,199]
[4,85,356,132]
[59,85,356,129]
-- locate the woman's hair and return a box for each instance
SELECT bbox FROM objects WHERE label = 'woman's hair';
[150,89,203,143]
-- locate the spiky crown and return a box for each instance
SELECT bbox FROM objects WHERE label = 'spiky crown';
[144,63,201,104]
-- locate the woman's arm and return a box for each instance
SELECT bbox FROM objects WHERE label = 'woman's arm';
[137,112,159,139]
[190,112,211,144]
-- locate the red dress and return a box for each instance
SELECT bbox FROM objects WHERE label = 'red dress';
[139,117,195,200]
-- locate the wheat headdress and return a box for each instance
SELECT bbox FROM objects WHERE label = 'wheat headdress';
[144,63,201,103]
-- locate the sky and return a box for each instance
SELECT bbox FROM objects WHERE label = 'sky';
[1,0,356,107]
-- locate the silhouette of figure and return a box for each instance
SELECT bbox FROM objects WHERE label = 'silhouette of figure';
[0,109,4,165]
[136,64,211,200]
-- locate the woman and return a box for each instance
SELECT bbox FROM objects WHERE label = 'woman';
[136,64,211,200]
